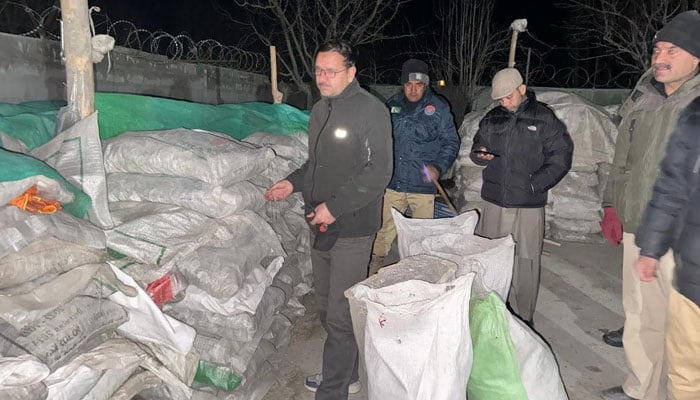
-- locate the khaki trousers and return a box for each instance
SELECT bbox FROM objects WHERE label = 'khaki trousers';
[371,188,434,257]
[621,232,674,400]
[666,288,700,400]
[476,202,544,323]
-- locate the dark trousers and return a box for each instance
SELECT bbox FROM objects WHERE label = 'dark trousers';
[311,234,373,400]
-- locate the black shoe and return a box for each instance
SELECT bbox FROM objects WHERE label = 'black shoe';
[602,327,624,348]
[600,386,638,400]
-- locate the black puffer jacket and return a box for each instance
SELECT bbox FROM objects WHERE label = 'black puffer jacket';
[470,91,573,208]
[636,96,700,308]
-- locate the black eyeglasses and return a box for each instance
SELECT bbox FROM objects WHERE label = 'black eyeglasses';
[314,67,349,78]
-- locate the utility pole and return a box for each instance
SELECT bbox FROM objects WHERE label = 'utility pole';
[60,0,94,123]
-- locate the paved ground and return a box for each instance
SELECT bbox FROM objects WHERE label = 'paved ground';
[264,240,626,400]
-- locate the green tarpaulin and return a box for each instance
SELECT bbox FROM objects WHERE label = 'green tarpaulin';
[0,93,309,150]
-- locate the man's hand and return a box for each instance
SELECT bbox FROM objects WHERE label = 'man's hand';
[264,179,293,201]
[634,255,659,282]
[601,207,623,245]
[475,146,495,161]
[306,202,336,227]
[422,164,439,183]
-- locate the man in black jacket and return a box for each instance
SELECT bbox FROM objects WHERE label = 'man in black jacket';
[633,96,700,400]
[264,41,392,399]
[470,67,573,326]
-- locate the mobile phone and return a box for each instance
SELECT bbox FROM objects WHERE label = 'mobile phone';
[472,149,500,157]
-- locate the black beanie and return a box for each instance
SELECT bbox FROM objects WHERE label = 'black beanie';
[400,59,430,84]
[654,10,700,58]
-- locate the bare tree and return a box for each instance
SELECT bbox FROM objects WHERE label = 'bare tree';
[220,0,413,103]
[559,0,698,86]
[431,0,507,113]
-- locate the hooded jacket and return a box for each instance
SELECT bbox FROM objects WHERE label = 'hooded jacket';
[635,96,700,308]
[603,70,700,233]
[470,91,573,208]
[286,79,393,237]
[386,88,460,194]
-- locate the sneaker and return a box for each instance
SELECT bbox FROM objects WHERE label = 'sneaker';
[602,327,624,348]
[303,373,362,394]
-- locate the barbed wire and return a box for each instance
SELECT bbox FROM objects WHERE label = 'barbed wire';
[0,3,267,73]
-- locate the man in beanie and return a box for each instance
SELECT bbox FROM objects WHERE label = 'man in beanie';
[470,67,573,327]
[369,58,459,273]
[599,9,700,400]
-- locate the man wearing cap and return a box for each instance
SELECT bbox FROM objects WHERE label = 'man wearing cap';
[599,10,700,400]
[369,58,459,273]
[470,67,573,327]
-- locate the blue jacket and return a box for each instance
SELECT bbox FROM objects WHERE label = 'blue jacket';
[386,88,459,194]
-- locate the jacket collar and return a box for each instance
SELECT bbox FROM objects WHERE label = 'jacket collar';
[639,68,700,98]
[323,79,361,101]
[502,90,536,114]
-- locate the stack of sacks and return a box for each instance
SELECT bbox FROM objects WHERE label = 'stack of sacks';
[0,115,196,399]
[393,209,569,400]
[1,101,314,399]
[0,207,196,400]
[454,91,618,243]
[101,128,313,399]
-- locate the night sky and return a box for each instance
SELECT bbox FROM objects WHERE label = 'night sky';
[88,0,566,47]
[84,0,572,86]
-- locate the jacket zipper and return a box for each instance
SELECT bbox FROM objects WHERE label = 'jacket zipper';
[502,114,514,205]
[311,100,333,202]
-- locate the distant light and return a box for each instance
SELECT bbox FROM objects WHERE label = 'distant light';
[437,80,446,87]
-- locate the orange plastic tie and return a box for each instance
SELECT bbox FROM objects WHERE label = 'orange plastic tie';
[9,185,63,214]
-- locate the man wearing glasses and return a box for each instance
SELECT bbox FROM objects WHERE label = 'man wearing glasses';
[369,59,460,274]
[264,41,392,399]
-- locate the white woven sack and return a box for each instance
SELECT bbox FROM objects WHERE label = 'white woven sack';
[508,314,569,400]
[102,129,275,186]
[356,273,475,400]
[412,233,515,301]
[392,208,479,258]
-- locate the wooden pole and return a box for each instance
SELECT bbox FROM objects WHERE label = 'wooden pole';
[431,177,459,216]
[269,46,283,104]
[525,48,532,84]
[60,0,94,120]
[507,30,519,68]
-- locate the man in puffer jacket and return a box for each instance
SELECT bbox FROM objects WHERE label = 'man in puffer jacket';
[598,10,700,400]
[633,95,700,400]
[470,67,573,327]
[369,59,460,273]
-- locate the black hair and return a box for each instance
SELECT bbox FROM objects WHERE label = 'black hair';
[316,40,356,68]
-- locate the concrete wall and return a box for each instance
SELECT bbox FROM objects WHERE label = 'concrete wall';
[0,32,631,114]
[0,32,275,105]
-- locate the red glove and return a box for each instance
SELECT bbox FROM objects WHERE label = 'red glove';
[601,207,623,245]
